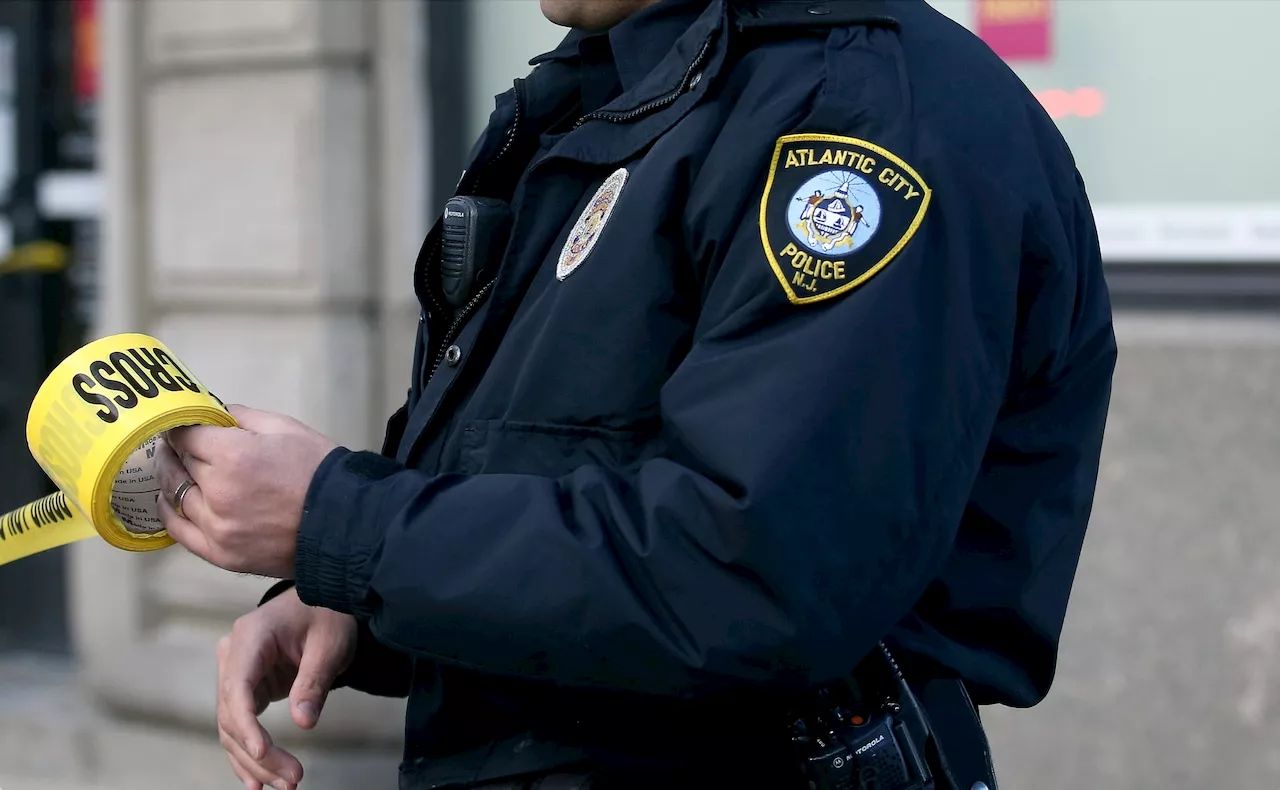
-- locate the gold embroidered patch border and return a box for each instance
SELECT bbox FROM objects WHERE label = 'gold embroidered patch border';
[759,134,932,305]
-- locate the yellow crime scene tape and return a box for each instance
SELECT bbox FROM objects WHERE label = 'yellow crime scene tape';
[0,240,70,275]
[0,333,236,566]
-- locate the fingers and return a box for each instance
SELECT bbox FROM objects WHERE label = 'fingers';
[288,630,347,730]
[157,489,221,565]
[155,437,224,562]
[166,422,243,464]
[262,743,304,788]
[222,732,270,788]
[154,433,210,479]
[153,437,192,496]
[217,623,305,790]
[217,631,270,763]
[153,438,213,529]
[220,724,301,790]
[219,637,266,790]
[226,748,263,790]
[154,445,212,522]
[226,404,289,433]
[223,665,273,763]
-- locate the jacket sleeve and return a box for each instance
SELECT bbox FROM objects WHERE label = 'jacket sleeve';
[887,166,1118,707]
[292,151,1027,699]
[257,401,416,699]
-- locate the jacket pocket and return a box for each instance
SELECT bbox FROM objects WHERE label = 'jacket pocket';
[456,418,663,477]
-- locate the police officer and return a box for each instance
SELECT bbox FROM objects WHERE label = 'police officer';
[155,1,1117,788]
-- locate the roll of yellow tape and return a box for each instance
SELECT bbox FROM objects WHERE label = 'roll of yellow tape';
[0,333,236,566]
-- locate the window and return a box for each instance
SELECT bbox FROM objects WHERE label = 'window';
[936,0,1280,305]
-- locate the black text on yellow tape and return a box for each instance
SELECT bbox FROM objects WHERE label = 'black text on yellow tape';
[0,333,237,567]
[0,492,97,561]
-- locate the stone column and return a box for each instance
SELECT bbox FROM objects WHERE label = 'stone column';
[64,1,427,786]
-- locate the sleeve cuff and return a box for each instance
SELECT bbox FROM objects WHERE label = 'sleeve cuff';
[294,447,403,619]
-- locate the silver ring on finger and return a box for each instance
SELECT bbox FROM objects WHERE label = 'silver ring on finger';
[171,478,196,519]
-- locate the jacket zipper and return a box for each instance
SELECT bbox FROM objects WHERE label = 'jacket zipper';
[420,77,525,312]
[572,32,714,130]
[419,80,525,391]
[467,78,526,197]
[425,280,496,382]
[420,31,712,391]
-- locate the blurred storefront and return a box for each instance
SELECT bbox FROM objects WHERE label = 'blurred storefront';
[0,0,99,659]
[1,1,421,786]
[0,1,1278,789]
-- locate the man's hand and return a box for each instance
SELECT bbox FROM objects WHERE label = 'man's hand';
[216,586,357,790]
[156,404,338,579]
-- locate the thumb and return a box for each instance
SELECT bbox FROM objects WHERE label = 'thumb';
[287,630,347,730]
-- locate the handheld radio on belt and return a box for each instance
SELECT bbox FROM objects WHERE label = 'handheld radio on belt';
[784,643,994,790]
[0,333,235,566]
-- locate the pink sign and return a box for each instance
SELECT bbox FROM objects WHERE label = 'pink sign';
[975,0,1053,63]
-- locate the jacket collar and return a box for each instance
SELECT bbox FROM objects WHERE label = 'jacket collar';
[529,0,721,111]
[609,0,714,93]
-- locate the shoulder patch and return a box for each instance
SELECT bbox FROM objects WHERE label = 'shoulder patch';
[759,133,930,305]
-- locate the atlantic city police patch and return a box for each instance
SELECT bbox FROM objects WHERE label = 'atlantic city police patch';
[759,134,931,305]
[558,167,628,281]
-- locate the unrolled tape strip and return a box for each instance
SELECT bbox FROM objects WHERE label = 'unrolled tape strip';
[0,333,236,566]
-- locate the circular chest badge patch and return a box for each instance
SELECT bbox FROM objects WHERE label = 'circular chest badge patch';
[760,134,930,305]
[558,167,628,281]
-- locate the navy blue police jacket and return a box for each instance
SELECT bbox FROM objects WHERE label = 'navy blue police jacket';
[277,0,1117,785]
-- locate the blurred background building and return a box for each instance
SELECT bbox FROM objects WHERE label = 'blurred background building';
[1,0,1279,787]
